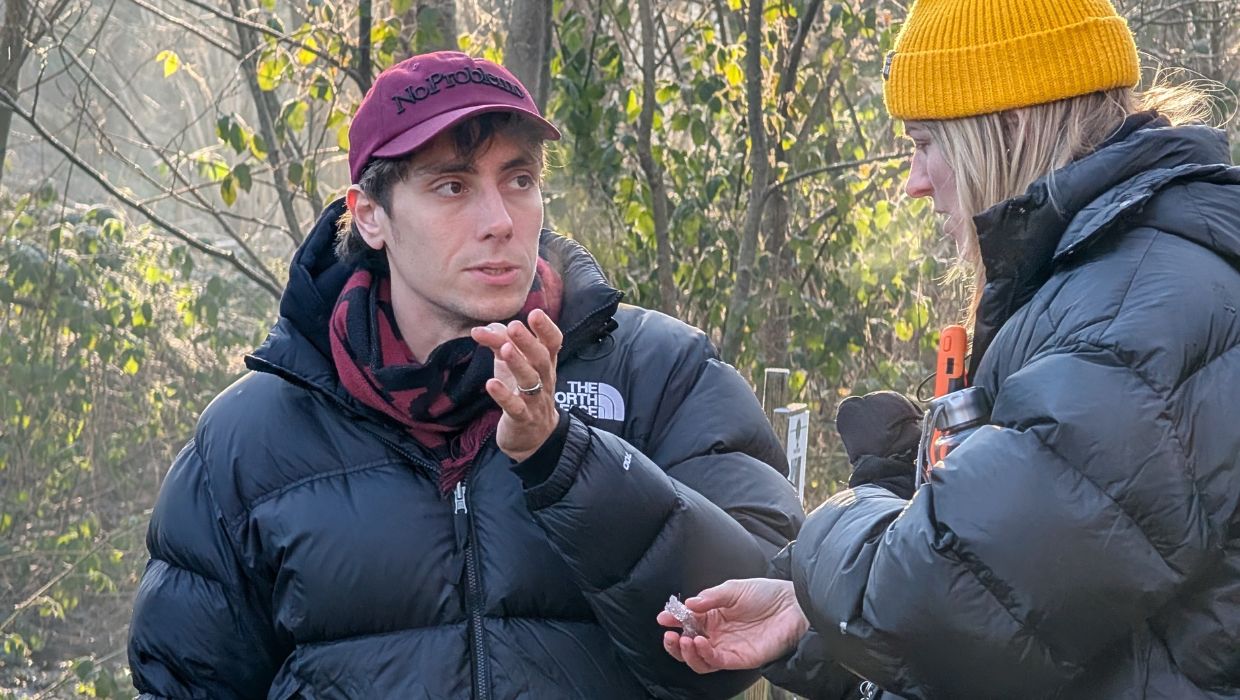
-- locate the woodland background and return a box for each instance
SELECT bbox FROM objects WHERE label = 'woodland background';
[0,0,1236,694]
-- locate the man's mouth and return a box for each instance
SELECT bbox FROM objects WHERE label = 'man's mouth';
[466,263,523,284]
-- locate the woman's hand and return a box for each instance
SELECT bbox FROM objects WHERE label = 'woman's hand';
[657,578,809,674]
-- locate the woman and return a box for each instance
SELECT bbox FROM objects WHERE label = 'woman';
[659,0,1240,697]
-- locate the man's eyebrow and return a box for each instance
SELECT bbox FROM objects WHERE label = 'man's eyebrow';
[409,160,475,177]
[500,155,536,170]
[408,154,536,177]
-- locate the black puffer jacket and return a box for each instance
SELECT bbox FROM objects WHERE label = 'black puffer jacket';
[127,203,804,700]
[772,123,1240,699]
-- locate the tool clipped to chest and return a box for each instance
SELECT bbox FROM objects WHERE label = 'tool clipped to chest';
[916,325,991,487]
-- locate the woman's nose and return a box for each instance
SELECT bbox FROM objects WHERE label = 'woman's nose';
[905,155,933,199]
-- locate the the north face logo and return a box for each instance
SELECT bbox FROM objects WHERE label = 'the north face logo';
[555,381,625,421]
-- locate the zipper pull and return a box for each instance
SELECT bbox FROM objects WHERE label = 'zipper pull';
[452,482,469,552]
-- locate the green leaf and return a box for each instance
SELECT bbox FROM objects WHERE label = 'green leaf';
[309,71,335,101]
[192,151,230,181]
[691,119,707,147]
[155,50,180,77]
[287,162,304,188]
[894,319,914,342]
[249,134,268,160]
[723,61,743,88]
[282,100,309,132]
[220,174,237,206]
[625,89,640,121]
[232,163,252,192]
[256,54,290,91]
[296,36,319,65]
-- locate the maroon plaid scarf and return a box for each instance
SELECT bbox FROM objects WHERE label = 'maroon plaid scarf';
[330,258,562,493]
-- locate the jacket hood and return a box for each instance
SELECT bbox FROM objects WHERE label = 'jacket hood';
[245,199,623,400]
[969,121,1239,376]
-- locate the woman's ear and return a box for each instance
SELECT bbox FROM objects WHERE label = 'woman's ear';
[346,185,387,251]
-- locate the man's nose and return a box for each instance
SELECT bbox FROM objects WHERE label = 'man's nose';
[476,185,514,241]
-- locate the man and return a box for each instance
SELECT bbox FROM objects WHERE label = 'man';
[128,51,803,699]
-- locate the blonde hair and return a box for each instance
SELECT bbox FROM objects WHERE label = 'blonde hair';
[921,83,1215,324]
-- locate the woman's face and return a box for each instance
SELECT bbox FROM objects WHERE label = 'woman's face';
[903,121,966,253]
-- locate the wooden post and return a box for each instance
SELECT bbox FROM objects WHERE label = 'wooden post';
[761,368,790,425]
[776,403,810,503]
[744,371,810,700]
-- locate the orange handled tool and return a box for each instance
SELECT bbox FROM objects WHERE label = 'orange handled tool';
[934,325,968,397]
[926,325,969,471]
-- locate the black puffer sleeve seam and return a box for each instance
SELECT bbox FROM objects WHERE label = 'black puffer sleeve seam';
[1053,338,1201,525]
[191,439,281,654]
[524,413,593,510]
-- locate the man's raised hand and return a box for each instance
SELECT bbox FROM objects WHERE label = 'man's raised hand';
[471,309,564,462]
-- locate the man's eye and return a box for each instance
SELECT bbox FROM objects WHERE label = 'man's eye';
[513,174,535,189]
[435,181,464,195]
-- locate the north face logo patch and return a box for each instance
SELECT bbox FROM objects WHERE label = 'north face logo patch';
[555,380,625,421]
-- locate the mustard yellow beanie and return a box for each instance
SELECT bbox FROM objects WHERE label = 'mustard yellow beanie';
[883,0,1140,120]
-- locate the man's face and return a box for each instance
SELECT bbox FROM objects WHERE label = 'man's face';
[355,130,545,354]
[903,121,966,254]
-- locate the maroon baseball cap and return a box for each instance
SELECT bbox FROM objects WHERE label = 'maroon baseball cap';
[348,51,561,183]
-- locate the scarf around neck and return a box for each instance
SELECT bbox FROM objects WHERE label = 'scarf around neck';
[329,258,563,493]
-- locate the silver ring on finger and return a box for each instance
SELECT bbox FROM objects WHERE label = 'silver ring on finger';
[516,380,543,396]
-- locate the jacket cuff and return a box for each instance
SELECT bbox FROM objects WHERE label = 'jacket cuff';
[511,409,571,488]
[521,413,592,510]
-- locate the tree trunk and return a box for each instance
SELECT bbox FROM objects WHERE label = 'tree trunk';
[504,0,552,110]
[720,0,770,364]
[228,0,303,244]
[757,0,824,368]
[0,0,31,186]
[637,0,677,315]
[403,0,458,54]
[759,191,791,368]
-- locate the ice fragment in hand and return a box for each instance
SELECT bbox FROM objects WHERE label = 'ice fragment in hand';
[664,595,705,638]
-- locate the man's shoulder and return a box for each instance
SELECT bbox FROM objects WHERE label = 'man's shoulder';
[191,371,357,511]
[610,303,715,360]
[196,371,313,441]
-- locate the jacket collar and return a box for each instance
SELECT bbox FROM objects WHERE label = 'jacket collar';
[245,199,623,405]
[969,120,1235,377]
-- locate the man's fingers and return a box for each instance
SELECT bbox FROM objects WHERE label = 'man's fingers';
[498,342,543,394]
[484,378,528,416]
[505,320,553,379]
[470,323,508,348]
[528,309,564,356]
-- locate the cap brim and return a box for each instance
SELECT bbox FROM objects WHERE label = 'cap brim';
[370,104,561,162]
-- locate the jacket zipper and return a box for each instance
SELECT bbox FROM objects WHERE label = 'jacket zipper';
[254,354,504,698]
[454,478,491,700]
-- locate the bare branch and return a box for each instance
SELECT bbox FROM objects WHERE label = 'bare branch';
[0,87,283,298]
[45,21,281,288]
[176,0,366,90]
[122,0,241,58]
[766,151,912,200]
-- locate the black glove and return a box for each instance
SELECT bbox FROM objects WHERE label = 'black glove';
[835,391,921,499]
